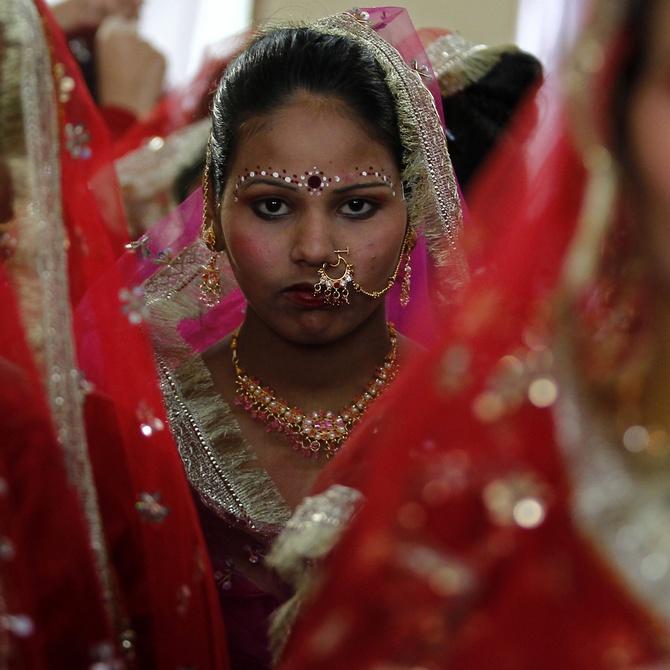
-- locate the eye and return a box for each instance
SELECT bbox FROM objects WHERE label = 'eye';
[250,197,292,219]
[338,198,378,219]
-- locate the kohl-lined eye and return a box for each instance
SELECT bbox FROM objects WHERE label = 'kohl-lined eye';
[338,198,378,219]
[251,197,292,219]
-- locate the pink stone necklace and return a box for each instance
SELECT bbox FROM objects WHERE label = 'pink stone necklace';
[231,324,398,459]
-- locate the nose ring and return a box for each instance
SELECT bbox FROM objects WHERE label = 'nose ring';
[313,249,354,306]
[327,248,349,267]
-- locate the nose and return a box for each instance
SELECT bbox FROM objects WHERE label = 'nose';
[289,205,336,267]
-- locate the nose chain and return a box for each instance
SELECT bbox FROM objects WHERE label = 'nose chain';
[314,229,414,306]
[231,323,399,459]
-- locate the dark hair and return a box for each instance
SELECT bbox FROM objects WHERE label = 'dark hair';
[611,0,658,168]
[442,50,542,191]
[207,28,402,206]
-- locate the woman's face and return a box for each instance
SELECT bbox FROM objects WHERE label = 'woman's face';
[219,93,407,345]
[627,1,670,283]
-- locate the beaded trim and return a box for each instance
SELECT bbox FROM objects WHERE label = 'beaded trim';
[3,0,117,628]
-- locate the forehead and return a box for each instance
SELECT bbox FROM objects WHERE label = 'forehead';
[231,95,399,175]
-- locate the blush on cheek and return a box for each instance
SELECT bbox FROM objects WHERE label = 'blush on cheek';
[226,228,276,269]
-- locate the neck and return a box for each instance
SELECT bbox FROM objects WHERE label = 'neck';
[234,308,392,411]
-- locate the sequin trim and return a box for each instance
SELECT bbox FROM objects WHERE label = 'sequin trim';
[149,284,291,535]
[555,335,670,629]
[267,484,364,661]
[2,0,117,627]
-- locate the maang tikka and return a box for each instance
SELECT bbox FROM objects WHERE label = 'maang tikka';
[199,140,222,307]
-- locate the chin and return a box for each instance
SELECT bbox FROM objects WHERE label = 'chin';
[274,311,355,346]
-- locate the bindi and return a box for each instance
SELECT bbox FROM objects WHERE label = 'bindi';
[233,165,398,201]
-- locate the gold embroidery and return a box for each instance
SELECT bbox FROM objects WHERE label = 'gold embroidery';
[149,288,290,535]
[267,484,363,662]
[0,0,117,629]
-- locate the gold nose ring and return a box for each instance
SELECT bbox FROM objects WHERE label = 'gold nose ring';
[327,248,350,268]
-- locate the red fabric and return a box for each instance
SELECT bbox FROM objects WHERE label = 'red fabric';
[279,31,669,668]
[0,3,230,666]
[100,105,138,140]
[0,263,113,667]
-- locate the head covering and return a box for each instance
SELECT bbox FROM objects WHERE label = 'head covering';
[423,29,544,190]
[276,1,670,668]
[125,6,468,356]
[0,0,228,665]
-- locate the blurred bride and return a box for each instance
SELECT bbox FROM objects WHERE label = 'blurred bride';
[277,1,670,668]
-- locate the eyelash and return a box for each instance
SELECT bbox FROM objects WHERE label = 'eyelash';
[249,197,381,221]
[250,198,291,219]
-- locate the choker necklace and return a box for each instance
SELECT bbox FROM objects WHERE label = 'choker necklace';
[231,323,399,459]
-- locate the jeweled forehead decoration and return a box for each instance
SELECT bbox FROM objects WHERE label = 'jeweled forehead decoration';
[233,165,398,201]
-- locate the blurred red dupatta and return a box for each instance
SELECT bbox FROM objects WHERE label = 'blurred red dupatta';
[0,1,228,666]
[279,3,670,669]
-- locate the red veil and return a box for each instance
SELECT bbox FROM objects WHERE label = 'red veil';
[1,1,227,666]
[279,2,670,668]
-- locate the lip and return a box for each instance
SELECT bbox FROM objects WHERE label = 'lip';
[282,283,330,308]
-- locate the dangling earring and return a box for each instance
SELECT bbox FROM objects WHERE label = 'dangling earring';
[200,225,221,307]
[199,139,221,307]
[400,253,412,307]
[314,249,354,306]
[400,227,417,308]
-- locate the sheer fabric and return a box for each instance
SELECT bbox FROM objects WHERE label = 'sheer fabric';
[1,1,228,666]
[278,2,670,668]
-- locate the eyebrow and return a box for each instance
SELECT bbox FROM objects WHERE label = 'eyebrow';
[237,177,394,194]
[237,177,298,192]
[332,182,393,194]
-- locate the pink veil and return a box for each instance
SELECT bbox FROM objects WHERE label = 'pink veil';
[121,7,466,350]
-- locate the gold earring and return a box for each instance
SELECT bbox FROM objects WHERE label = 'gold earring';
[400,253,412,307]
[199,141,222,306]
[199,224,221,307]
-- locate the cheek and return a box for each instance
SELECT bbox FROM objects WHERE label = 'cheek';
[225,225,278,273]
[630,86,670,215]
[629,84,670,282]
[356,214,407,273]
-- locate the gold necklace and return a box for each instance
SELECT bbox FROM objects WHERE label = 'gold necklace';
[231,323,399,459]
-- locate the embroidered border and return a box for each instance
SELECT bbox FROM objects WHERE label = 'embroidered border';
[4,0,117,628]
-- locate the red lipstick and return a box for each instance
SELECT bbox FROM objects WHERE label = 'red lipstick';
[283,283,329,308]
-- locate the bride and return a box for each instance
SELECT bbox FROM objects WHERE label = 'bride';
[278,1,670,668]
[129,8,466,667]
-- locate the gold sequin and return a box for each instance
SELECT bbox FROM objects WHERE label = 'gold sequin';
[528,376,559,408]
